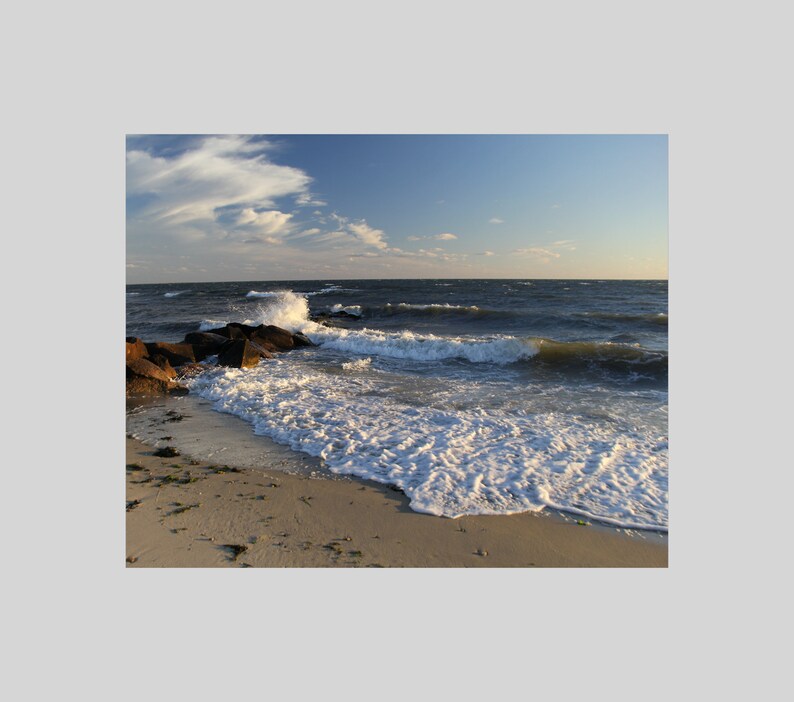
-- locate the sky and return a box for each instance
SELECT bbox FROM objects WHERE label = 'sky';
[126,134,667,283]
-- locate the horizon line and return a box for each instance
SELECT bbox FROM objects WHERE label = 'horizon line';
[126,276,668,286]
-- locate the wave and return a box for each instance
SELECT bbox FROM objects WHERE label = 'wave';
[164,291,186,298]
[330,304,363,317]
[240,292,666,375]
[248,288,357,299]
[531,339,667,375]
[246,290,288,298]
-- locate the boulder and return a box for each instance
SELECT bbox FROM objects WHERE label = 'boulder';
[183,332,228,348]
[250,324,294,351]
[148,353,177,380]
[249,341,274,360]
[126,337,149,362]
[227,322,259,336]
[144,342,196,366]
[217,339,262,368]
[206,325,248,340]
[292,332,315,347]
[127,358,173,383]
[183,333,228,361]
[126,358,185,395]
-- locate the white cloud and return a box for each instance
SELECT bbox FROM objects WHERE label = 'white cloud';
[409,232,458,242]
[127,136,311,231]
[489,217,504,224]
[480,251,495,256]
[347,220,389,250]
[235,208,293,235]
[513,247,560,259]
[510,239,576,262]
[296,192,327,207]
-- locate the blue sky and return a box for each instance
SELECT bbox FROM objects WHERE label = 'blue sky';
[126,134,667,282]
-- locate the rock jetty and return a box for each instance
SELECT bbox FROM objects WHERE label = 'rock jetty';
[126,323,315,396]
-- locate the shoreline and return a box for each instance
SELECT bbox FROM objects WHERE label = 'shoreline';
[126,397,668,567]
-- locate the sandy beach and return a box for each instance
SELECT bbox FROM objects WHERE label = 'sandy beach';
[126,398,667,568]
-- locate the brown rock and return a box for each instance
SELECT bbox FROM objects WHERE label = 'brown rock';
[127,358,173,383]
[183,332,229,348]
[184,332,229,361]
[126,358,185,396]
[250,324,294,351]
[126,337,149,362]
[144,342,196,366]
[205,325,248,340]
[227,322,259,336]
[217,339,261,368]
[249,341,274,360]
[148,354,177,379]
[292,332,315,347]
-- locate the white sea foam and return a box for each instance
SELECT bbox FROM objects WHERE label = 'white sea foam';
[199,318,230,331]
[341,357,372,370]
[330,304,363,316]
[164,291,185,297]
[246,290,285,298]
[185,360,668,528]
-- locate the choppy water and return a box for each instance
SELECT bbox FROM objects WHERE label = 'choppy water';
[126,279,668,530]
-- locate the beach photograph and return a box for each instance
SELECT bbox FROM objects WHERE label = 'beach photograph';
[126,134,668,567]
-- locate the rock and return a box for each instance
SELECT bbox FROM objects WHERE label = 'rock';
[154,446,180,457]
[205,325,248,340]
[144,342,196,367]
[127,358,174,384]
[126,358,185,395]
[217,339,262,368]
[248,341,275,360]
[183,332,229,348]
[126,337,149,362]
[227,322,259,336]
[148,354,177,379]
[250,324,294,351]
[292,332,315,347]
[184,333,228,361]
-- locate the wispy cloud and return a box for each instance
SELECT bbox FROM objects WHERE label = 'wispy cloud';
[347,220,389,250]
[511,239,576,263]
[127,136,313,233]
[407,232,458,242]
[489,217,504,224]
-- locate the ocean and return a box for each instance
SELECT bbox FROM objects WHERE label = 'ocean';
[126,279,668,531]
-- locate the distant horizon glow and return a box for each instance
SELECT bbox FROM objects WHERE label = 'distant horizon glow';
[126,135,668,284]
